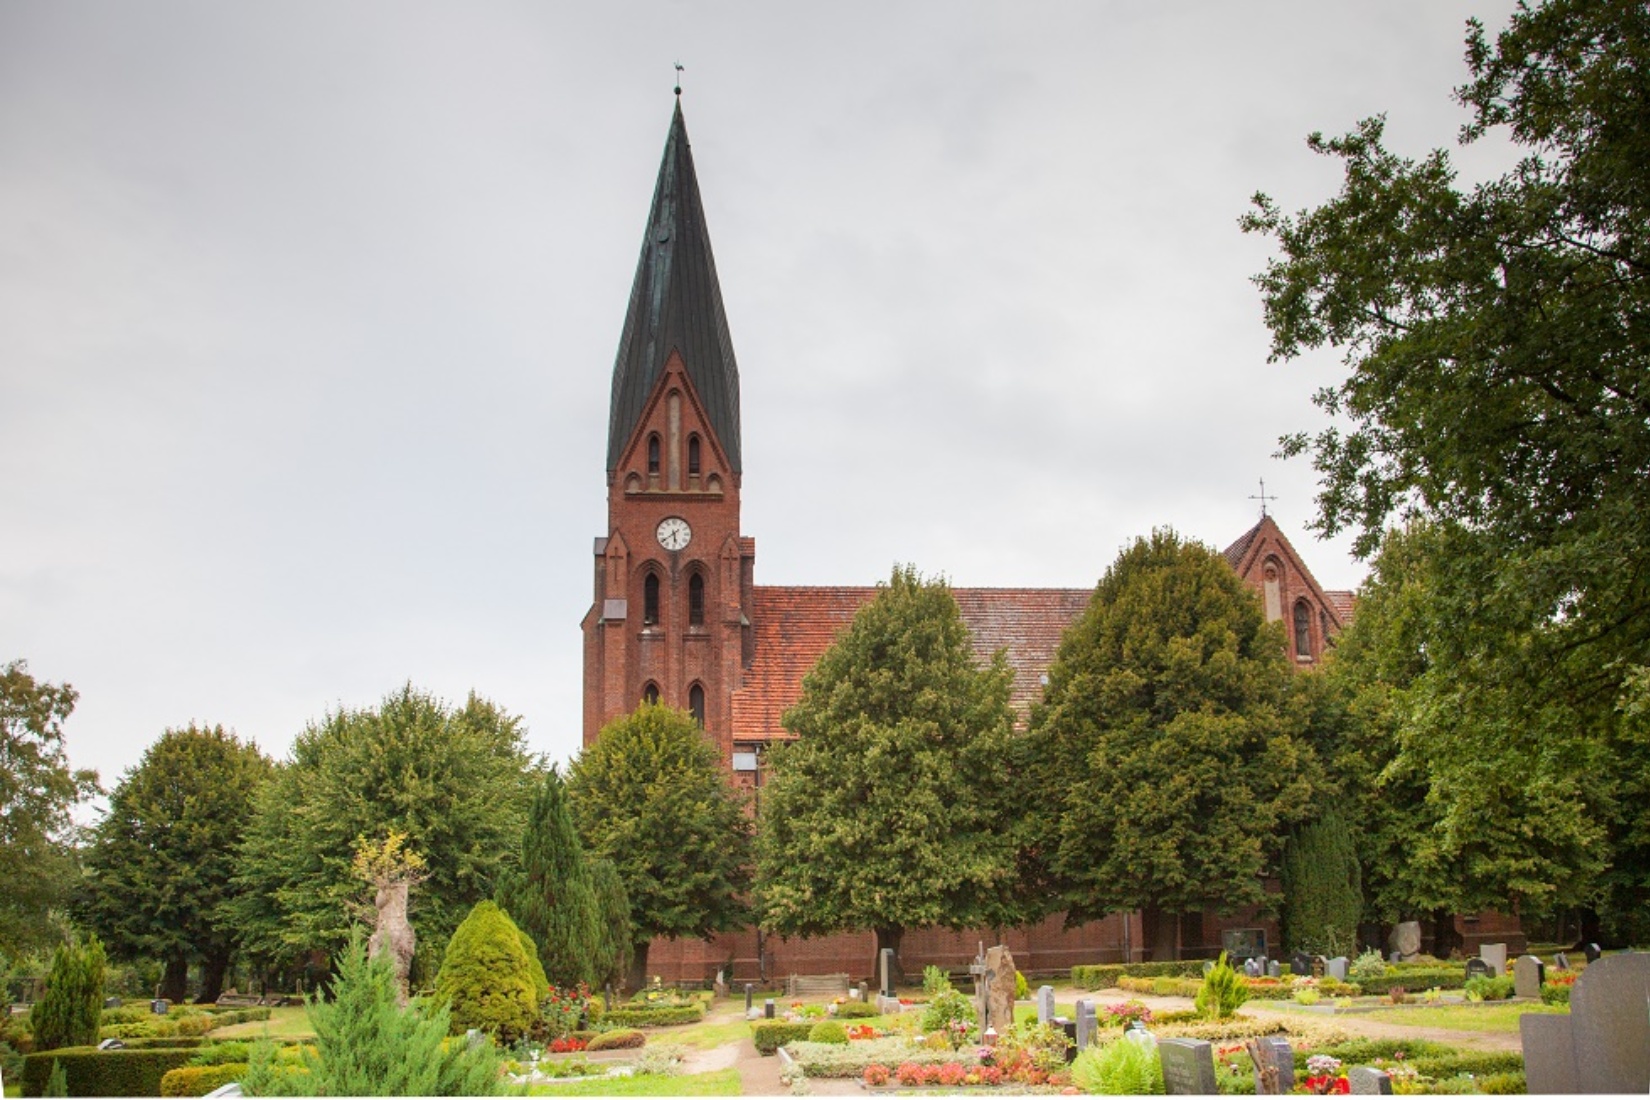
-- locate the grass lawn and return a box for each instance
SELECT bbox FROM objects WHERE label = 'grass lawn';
[208,1004,316,1040]
[1360,1002,1568,1033]
[527,1068,741,1095]
[653,1016,761,1050]
[5,1082,20,1099]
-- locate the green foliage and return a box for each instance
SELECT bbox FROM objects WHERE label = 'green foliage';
[1071,961,1207,989]
[755,566,1024,961]
[1014,969,1028,1000]
[835,1001,878,1019]
[30,935,106,1053]
[806,1020,847,1045]
[750,1022,812,1055]
[160,1063,247,1096]
[922,965,951,996]
[496,767,601,989]
[1540,981,1571,1006]
[1244,0,1650,932]
[585,1029,645,1051]
[1194,953,1249,1020]
[1074,1037,1164,1095]
[1280,811,1362,957]
[75,724,271,1002]
[1463,975,1516,1002]
[586,856,633,990]
[567,703,750,983]
[0,661,98,956]
[919,988,976,1035]
[187,1042,251,1067]
[1349,950,1387,981]
[1022,530,1312,925]
[228,686,537,975]
[600,1003,705,1027]
[242,931,505,1096]
[434,901,539,1043]
[44,1059,67,1098]
[22,1047,195,1097]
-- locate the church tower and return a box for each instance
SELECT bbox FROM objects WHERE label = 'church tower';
[582,100,754,761]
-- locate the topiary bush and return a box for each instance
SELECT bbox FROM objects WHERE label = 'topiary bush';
[22,1046,196,1097]
[600,1002,705,1027]
[160,1063,247,1097]
[1349,949,1388,981]
[585,1029,645,1052]
[835,1001,878,1019]
[751,1022,813,1055]
[1015,970,1029,1000]
[434,900,540,1043]
[1464,975,1516,1002]
[807,1020,848,1044]
[1073,1038,1164,1095]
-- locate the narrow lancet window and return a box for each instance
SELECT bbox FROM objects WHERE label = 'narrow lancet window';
[689,573,704,626]
[644,573,660,625]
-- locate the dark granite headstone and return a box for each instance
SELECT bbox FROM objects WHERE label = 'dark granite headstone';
[763,998,775,1019]
[1348,1067,1393,1094]
[1058,1018,1078,1063]
[1464,957,1491,981]
[1583,942,1602,963]
[1513,954,1545,999]
[744,983,753,1012]
[1159,1038,1218,1095]
[1552,951,1569,971]
[1290,952,1312,977]
[1250,1037,1292,1094]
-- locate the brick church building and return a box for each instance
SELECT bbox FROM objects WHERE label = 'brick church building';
[580,102,1474,981]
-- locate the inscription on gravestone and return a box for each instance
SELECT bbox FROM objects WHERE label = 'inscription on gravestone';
[1348,1066,1393,1094]
[1159,1037,1218,1095]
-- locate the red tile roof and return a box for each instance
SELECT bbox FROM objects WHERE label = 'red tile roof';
[730,585,1092,740]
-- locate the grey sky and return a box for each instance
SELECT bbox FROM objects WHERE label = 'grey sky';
[2,1,1519,793]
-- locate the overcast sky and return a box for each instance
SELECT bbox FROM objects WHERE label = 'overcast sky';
[3,1,1521,794]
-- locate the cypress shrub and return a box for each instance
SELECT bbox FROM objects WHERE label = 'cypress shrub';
[1280,811,1362,956]
[496,768,602,989]
[30,936,107,1053]
[587,856,634,990]
[434,900,540,1043]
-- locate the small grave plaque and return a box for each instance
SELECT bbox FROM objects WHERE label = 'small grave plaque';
[1348,1066,1393,1094]
[1480,942,1507,977]
[1513,954,1545,999]
[1036,984,1055,1025]
[150,998,170,1015]
[1464,957,1491,981]
[1249,1037,1292,1094]
[1159,1038,1218,1095]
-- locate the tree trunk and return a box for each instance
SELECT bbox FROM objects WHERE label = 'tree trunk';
[1143,906,1181,961]
[160,953,189,1003]
[627,938,651,993]
[873,926,904,990]
[198,948,230,1005]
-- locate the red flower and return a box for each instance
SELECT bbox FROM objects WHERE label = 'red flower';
[862,1064,890,1087]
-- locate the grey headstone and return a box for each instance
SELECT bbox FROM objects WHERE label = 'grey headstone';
[1521,1012,1577,1094]
[203,1086,244,1099]
[1583,942,1602,963]
[465,1028,484,1050]
[879,948,896,996]
[1480,942,1507,977]
[1075,999,1097,1051]
[1244,958,1261,978]
[1203,960,1215,976]
[1388,949,1401,965]
[103,996,121,1009]
[1327,956,1349,982]
[1513,954,1545,999]
[1036,984,1055,1026]
[1568,950,1650,1094]
[1553,951,1569,971]
[150,998,170,1015]
[97,1038,125,1050]
[1267,960,1281,979]
[1388,920,1422,961]
[1250,1036,1292,1094]
[744,983,753,1012]
[858,980,869,1002]
[1347,1067,1393,1094]
[1464,957,1491,981]
[1158,1037,1218,1095]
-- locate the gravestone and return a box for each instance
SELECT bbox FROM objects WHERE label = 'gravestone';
[1553,951,1569,971]
[1520,950,1650,1094]
[763,998,775,1019]
[1583,942,1602,963]
[465,1029,484,1050]
[1464,957,1491,981]
[1036,984,1055,1026]
[1348,1067,1393,1094]
[878,948,896,997]
[1290,951,1312,977]
[1056,1017,1078,1062]
[1159,1038,1218,1095]
[979,945,1017,1035]
[1327,956,1349,981]
[713,970,728,999]
[1389,920,1422,961]
[1249,1036,1293,1094]
[1513,954,1545,999]
[103,997,121,1009]
[1243,958,1261,979]
[1203,960,1215,977]
[1075,999,1097,1051]
[1388,950,1401,965]
[857,980,869,1002]
[97,1038,125,1051]
[1267,960,1281,979]
[1312,955,1328,979]
[744,983,753,1012]
[151,999,170,1015]
[1480,942,1507,977]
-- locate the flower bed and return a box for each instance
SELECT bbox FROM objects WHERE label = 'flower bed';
[786,1037,979,1078]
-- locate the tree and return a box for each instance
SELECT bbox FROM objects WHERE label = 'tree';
[1244,0,1650,936]
[0,661,98,956]
[1021,530,1314,958]
[229,686,538,981]
[566,703,750,989]
[495,767,600,989]
[753,565,1023,973]
[433,901,539,1043]
[29,935,105,1052]
[352,830,428,1006]
[1279,811,1363,957]
[75,724,271,1002]
[586,857,633,990]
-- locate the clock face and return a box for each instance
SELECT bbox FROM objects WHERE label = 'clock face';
[656,517,692,551]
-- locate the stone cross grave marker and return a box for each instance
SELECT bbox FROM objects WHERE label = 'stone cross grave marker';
[1520,950,1650,1094]
[1480,942,1507,977]
[1513,954,1545,999]
[1348,1067,1393,1094]
[1248,1036,1292,1094]
[1159,1038,1218,1094]
[1036,984,1055,1026]
[1075,999,1096,1052]
[1464,957,1491,981]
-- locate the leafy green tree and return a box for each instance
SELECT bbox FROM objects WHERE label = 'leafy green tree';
[29,935,105,1052]
[495,767,600,989]
[587,856,633,991]
[433,901,539,1043]
[1244,0,1650,936]
[566,704,750,989]
[753,565,1023,973]
[1279,810,1363,957]
[1021,530,1314,958]
[229,686,538,980]
[242,930,504,1096]
[75,724,272,1002]
[0,661,98,956]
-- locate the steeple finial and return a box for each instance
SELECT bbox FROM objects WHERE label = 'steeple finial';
[674,61,684,97]
[1249,478,1278,519]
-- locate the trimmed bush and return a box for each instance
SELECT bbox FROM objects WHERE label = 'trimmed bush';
[22,1046,196,1097]
[160,1063,247,1097]
[585,1029,645,1051]
[434,900,540,1043]
[1280,812,1362,956]
[835,1001,878,1019]
[600,1002,705,1027]
[1015,970,1029,1000]
[1071,961,1207,990]
[751,1022,813,1055]
[807,1020,848,1044]
[1541,981,1572,1005]
[1354,967,1465,994]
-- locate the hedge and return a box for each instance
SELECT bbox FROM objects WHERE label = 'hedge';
[1352,968,1466,994]
[600,1003,705,1027]
[22,1046,196,1096]
[1071,961,1207,990]
[751,1022,814,1055]
[585,1029,645,1051]
[160,1063,247,1097]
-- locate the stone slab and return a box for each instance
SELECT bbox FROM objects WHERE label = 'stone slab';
[1159,1037,1217,1095]
[1513,954,1545,999]
[1520,1012,1576,1095]
[1480,942,1507,977]
[1568,951,1650,1094]
[1348,1066,1392,1094]
[1036,984,1055,1026]
[1250,1036,1292,1094]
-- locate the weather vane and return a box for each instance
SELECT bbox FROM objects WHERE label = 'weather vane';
[674,62,684,97]
[1249,479,1277,519]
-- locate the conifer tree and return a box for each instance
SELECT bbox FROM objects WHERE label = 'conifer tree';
[29,935,105,1052]
[587,856,633,990]
[495,767,600,988]
[433,901,539,1043]
[1279,810,1363,957]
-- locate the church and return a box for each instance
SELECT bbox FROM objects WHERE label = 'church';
[581,101,1398,980]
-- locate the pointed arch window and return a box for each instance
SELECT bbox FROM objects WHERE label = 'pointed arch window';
[642,682,660,705]
[688,683,706,726]
[647,433,661,475]
[1294,599,1312,659]
[688,572,705,626]
[688,434,701,476]
[644,572,660,625]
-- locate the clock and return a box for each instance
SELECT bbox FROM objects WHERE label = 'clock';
[656,516,692,551]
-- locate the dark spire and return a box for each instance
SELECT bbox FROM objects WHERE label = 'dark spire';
[606,101,742,473]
